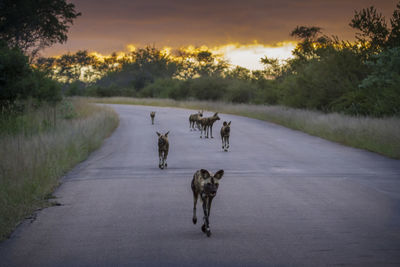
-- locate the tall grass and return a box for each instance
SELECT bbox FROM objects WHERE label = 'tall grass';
[0,99,119,240]
[90,97,400,159]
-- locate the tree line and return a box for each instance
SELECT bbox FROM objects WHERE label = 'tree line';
[0,0,80,112]
[1,1,399,117]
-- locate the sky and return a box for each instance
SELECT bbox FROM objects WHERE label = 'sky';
[43,0,397,70]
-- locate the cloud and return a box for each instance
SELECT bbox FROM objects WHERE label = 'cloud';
[43,0,396,56]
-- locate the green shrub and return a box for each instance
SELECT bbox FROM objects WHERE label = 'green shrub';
[280,47,368,112]
[84,85,135,97]
[168,80,193,100]
[191,77,228,101]
[0,43,62,109]
[224,79,255,103]
[140,78,181,98]
[0,43,32,106]
[64,80,86,96]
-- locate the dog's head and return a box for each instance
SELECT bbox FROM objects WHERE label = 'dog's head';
[156,131,169,146]
[200,169,224,197]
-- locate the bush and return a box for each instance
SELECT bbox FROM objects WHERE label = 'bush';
[0,43,62,109]
[224,79,256,103]
[253,79,280,105]
[140,78,181,98]
[64,80,87,96]
[168,80,193,100]
[0,43,32,106]
[86,85,134,97]
[280,46,369,112]
[330,47,400,116]
[190,77,228,101]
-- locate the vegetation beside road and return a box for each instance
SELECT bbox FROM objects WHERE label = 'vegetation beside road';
[0,99,119,241]
[38,3,400,118]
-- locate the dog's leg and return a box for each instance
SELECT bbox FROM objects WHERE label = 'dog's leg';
[164,150,168,168]
[202,198,211,237]
[158,150,162,169]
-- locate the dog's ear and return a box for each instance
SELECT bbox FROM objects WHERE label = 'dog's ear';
[156,132,161,137]
[214,112,219,116]
[214,170,224,180]
[223,121,227,126]
[228,121,231,126]
[165,131,169,137]
[200,169,211,179]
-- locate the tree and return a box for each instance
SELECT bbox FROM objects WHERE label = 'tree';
[0,42,32,106]
[0,0,81,57]
[349,1,400,51]
[260,57,284,78]
[0,42,61,109]
[290,26,322,40]
[387,2,400,47]
[290,26,328,59]
[225,66,251,80]
[350,6,389,51]
[95,46,178,91]
[195,50,228,77]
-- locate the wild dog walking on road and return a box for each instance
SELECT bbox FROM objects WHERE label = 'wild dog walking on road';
[156,131,169,169]
[220,121,231,151]
[150,111,156,125]
[200,112,220,139]
[191,169,224,237]
[189,111,203,131]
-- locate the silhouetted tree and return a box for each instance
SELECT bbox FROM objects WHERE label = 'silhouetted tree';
[195,50,228,77]
[350,6,389,51]
[387,2,400,47]
[290,26,322,40]
[0,0,81,57]
[350,1,400,51]
[225,66,251,80]
[0,42,61,109]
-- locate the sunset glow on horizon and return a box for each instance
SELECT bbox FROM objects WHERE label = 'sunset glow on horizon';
[54,41,297,71]
[40,0,395,71]
[211,42,296,70]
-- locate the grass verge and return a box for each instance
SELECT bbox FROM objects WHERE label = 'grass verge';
[0,98,119,241]
[90,97,400,159]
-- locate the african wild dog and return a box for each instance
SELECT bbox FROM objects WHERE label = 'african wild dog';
[189,110,203,131]
[191,169,224,237]
[220,121,231,151]
[150,111,156,125]
[200,112,220,139]
[156,131,169,169]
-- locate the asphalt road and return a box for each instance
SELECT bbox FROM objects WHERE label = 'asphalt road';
[1,104,400,267]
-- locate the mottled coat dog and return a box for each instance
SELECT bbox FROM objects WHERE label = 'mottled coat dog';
[200,112,220,139]
[191,169,224,237]
[220,121,231,151]
[156,131,169,169]
[150,111,156,125]
[189,111,203,131]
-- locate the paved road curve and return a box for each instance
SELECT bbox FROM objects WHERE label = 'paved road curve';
[1,104,400,266]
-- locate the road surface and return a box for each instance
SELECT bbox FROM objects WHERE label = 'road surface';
[1,104,400,266]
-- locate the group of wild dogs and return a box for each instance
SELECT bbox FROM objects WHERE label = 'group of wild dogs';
[150,110,231,237]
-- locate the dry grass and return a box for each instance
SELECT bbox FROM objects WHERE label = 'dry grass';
[90,97,400,159]
[0,99,119,240]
